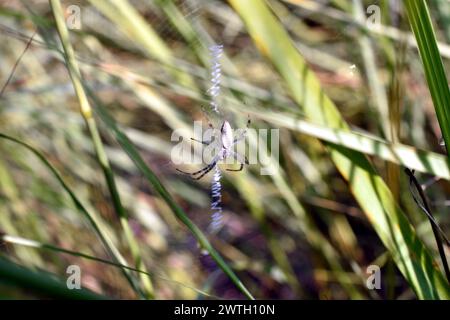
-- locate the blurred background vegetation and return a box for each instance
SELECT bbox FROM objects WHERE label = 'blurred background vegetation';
[0,0,449,299]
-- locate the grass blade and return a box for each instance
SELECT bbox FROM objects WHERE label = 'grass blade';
[250,110,450,181]
[0,256,107,299]
[1,234,220,299]
[50,0,154,298]
[89,96,255,300]
[230,0,450,299]
[88,0,196,88]
[405,0,450,159]
[0,132,140,298]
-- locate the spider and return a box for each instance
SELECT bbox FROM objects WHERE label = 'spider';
[176,116,250,180]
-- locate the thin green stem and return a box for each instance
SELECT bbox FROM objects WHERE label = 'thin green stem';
[0,132,129,298]
[405,0,450,160]
[0,255,107,299]
[1,234,220,299]
[88,93,255,300]
[50,0,153,298]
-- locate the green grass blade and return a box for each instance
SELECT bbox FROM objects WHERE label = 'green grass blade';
[88,0,196,89]
[0,256,107,299]
[405,0,450,159]
[230,0,450,299]
[89,98,254,300]
[1,234,219,299]
[50,0,153,298]
[0,132,139,297]
[155,0,209,66]
[250,110,450,181]
[352,0,390,139]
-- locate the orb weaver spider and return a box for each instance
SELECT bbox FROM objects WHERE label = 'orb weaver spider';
[176,116,250,180]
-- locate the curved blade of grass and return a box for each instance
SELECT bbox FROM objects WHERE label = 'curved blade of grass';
[251,110,450,181]
[405,2,450,285]
[0,132,140,297]
[230,0,450,299]
[0,256,107,299]
[88,95,254,300]
[50,0,153,298]
[404,170,450,281]
[113,65,362,296]
[155,0,209,66]
[236,112,364,298]
[114,59,365,296]
[1,234,220,299]
[352,0,390,139]
[88,0,196,89]
[284,0,450,60]
[405,1,450,160]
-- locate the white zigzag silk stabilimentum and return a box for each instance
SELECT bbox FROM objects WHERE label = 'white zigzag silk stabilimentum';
[208,44,223,114]
[209,165,223,233]
[208,44,224,232]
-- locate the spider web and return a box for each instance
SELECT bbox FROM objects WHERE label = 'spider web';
[146,0,202,44]
[143,1,226,233]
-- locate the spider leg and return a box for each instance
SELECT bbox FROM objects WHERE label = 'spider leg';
[191,137,212,145]
[176,155,220,179]
[192,107,219,145]
[233,150,249,164]
[241,153,249,165]
[233,115,251,144]
[225,151,247,171]
[201,106,214,129]
[176,163,212,176]
[226,163,243,172]
[192,162,218,180]
[176,167,203,175]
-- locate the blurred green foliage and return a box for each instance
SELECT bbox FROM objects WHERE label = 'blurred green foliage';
[0,0,449,299]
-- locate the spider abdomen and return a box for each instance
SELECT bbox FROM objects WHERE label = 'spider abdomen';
[220,121,233,150]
